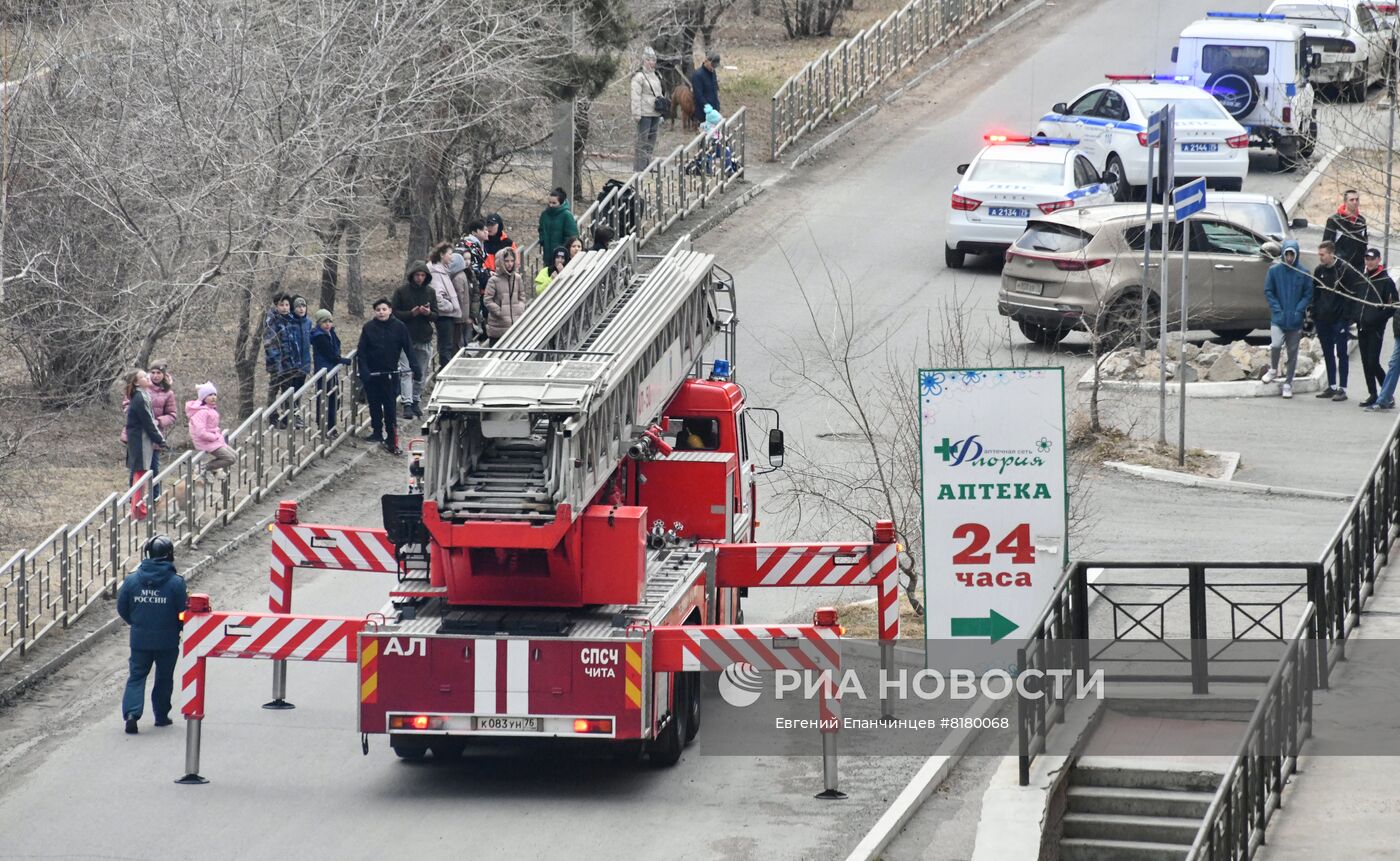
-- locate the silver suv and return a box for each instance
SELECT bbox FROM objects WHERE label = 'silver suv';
[997,204,1289,347]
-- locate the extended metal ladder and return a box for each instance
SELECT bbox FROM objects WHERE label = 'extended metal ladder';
[423,236,726,525]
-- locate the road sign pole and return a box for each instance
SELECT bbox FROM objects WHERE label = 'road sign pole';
[1179,213,1190,466]
[1158,107,1174,446]
[1141,146,1154,356]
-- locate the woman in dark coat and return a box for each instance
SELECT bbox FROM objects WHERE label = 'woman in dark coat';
[124,370,166,518]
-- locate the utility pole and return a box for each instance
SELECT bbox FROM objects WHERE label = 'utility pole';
[1386,38,1396,264]
[551,10,578,200]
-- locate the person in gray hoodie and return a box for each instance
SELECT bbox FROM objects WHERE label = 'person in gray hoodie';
[1263,238,1314,399]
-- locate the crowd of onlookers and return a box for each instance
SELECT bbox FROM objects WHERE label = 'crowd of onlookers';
[121,197,623,508]
[1264,190,1400,408]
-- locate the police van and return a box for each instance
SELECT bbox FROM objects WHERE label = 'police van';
[1174,11,1319,170]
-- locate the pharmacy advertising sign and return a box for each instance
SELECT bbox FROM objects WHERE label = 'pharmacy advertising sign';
[919,368,1067,645]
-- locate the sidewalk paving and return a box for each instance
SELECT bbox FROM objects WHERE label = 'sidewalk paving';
[1255,555,1400,861]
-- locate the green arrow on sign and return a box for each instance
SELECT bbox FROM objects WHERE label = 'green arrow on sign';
[950,610,1019,643]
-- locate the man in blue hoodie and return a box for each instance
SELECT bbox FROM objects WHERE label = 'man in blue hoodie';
[117,535,187,734]
[1263,239,1314,399]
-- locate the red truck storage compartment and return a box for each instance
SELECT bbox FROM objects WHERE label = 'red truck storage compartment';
[580,506,645,605]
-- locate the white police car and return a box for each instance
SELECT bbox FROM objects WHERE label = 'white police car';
[1034,77,1250,202]
[945,135,1118,269]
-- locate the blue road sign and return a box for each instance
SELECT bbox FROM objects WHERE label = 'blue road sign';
[1173,177,1207,221]
[1147,107,1167,147]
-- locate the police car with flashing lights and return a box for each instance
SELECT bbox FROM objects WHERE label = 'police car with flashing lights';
[944,135,1118,269]
[1034,77,1250,203]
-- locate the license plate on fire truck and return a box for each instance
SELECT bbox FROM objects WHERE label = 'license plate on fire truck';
[475,716,541,732]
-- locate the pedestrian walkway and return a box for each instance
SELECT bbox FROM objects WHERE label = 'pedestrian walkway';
[1255,558,1400,861]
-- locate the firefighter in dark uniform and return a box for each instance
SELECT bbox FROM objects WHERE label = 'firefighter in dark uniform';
[117,535,187,734]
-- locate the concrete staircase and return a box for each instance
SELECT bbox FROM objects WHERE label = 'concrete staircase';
[1059,758,1222,861]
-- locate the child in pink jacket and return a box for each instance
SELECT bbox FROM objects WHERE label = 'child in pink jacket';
[186,382,237,476]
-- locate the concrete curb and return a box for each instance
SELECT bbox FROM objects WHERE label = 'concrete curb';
[787,0,1048,171]
[1283,145,1341,215]
[842,693,999,861]
[0,446,375,709]
[687,181,771,241]
[1101,459,1351,501]
[1076,355,1330,397]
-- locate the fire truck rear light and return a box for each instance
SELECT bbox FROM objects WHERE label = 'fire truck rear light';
[186,594,210,614]
[389,714,444,730]
[1225,134,1249,149]
[573,718,613,734]
[813,607,840,628]
[873,520,896,543]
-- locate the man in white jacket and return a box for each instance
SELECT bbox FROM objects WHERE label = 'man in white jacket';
[428,242,463,368]
[631,47,664,171]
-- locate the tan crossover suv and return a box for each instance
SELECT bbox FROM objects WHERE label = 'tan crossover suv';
[998,203,1290,347]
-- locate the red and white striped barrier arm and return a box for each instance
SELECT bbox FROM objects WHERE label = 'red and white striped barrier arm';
[269,522,397,613]
[180,611,368,719]
[651,623,842,731]
[715,537,900,640]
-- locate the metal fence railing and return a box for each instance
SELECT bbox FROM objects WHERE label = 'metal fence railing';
[769,0,1011,160]
[0,360,372,668]
[1185,607,1316,861]
[522,107,746,274]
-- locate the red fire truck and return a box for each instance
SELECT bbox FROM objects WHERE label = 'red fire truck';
[176,236,900,793]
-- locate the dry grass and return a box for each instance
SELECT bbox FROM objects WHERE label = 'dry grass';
[1297,146,1389,226]
[1070,423,1226,479]
[838,592,925,639]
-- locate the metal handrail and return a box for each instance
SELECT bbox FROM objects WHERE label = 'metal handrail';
[0,351,375,667]
[520,108,746,275]
[1185,606,1316,861]
[769,0,1010,159]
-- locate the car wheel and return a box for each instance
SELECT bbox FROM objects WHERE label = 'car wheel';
[1211,329,1253,342]
[1348,66,1368,103]
[1018,321,1070,348]
[1097,290,1158,350]
[1107,155,1131,202]
[391,738,429,761]
[945,245,966,269]
[647,677,688,768]
[683,672,701,744]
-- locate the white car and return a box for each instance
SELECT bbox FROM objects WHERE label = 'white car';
[944,135,1118,269]
[1034,78,1250,202]
[1267,0,1388,100]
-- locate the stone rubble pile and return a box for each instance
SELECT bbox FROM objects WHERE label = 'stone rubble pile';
[1095,334,1322,383]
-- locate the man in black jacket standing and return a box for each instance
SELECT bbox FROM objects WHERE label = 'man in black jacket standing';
[690,50,721,125]
[392,262,438,420]
[358,298,420,454]
[1323,189,1369,291]
[1313,241,1360,402]
[1357,248,1397,407]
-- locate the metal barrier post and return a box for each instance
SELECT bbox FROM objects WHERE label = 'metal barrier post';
[1017,646,1030,786]
[60,529,70,627]
[264,660,294,710]
[817,733,845,800]
[879,640,895,720]
[175,717,209,785]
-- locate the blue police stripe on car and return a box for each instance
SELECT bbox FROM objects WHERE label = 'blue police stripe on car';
[1038,114,1146,132]
[1065,184,1104,200]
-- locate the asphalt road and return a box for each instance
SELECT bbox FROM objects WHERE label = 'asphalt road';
[1,1,1393,859]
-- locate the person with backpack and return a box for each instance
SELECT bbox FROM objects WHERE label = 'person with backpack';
[631,46,665,171]
[117,534,187,734]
